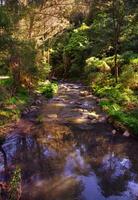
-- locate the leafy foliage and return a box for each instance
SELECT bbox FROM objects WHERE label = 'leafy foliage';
[36,81,58,98]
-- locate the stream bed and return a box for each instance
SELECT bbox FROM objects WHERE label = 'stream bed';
[0,83,138,200]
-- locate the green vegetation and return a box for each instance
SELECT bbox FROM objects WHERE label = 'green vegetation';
[0,0,138,135]
[85,55,138,134]
[9,167,21,200]
[0,77,58,126]
[50,24,90,78]
[0,77,30,126]
[36,81,58,98]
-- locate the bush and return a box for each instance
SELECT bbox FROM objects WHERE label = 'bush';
[103,55,124,68]
[120,55,138,89]
[121,65,138,89]
[85,54,138,135]
[85,57,111,74]
[36,81,58,98]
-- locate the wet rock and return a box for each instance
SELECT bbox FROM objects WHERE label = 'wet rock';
[123,130,130,137]
[86,94,93,98]
[78,108,84,112]
[70,101,75,105]
[35,99,42,105]
[87,111,99,120]
[75,102,82,106]
[73,85,81,89]
[96,98,101,103]
[80,91,89,97]
[78,124,93,130]
[53,97,61,101]
[30,106,38,111]
[88,115,95,120]
[80,101,92,109]
[112,129,117,135]
[98,116,107,123]
[66,117,88,124]
[7,104,17,109]
[74,108,84,113]
[22,108,30,115]
[66,88,70,92]
[47,114,58,119]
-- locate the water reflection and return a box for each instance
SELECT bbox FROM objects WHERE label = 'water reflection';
[0,83,138,200]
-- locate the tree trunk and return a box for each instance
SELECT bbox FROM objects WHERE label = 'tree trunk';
[114,28,119,83]
[112,0,119,83]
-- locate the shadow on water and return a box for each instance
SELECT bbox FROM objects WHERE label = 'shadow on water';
[0,83,138,200]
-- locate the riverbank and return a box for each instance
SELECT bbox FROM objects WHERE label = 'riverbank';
[0,80,58,137]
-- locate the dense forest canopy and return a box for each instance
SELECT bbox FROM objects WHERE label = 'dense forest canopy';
[0,0,138,134]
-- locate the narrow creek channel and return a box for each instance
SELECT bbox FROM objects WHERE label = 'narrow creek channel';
[0,83,138,200]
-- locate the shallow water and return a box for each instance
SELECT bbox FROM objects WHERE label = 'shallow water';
[0,83,138,200]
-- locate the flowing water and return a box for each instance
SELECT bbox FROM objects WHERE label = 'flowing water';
[0,83,138,200]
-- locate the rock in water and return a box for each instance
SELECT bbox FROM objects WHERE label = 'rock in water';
[123,130,130,137]
[80,91,89,97]
[112,129,117,135]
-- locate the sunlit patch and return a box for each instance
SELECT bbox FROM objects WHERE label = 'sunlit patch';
[66,117,88,124]
[47,114,58,119]
[0,76,10,80]
[88,111,100,119]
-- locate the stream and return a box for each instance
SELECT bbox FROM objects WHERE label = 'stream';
[0,83,138,200]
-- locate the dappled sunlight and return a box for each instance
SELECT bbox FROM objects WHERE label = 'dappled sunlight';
[0,83,138,200]
[0,76,10,80]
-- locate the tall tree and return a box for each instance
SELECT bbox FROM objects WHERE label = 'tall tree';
[111,0,125,83]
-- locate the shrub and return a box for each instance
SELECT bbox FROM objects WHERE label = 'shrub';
[121,65,138,89]
[36,81,58,98]
[103,55,124,67]
[85,57,111,74]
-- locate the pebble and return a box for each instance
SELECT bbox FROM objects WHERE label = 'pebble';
[47,114,58,119]
[98,116,107,122]
[123,130,130,137]
[112,129,117,135]
[80,91,89,97]
[35,100,41,105]
[96,98,101,103]
[87,115,94,120]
